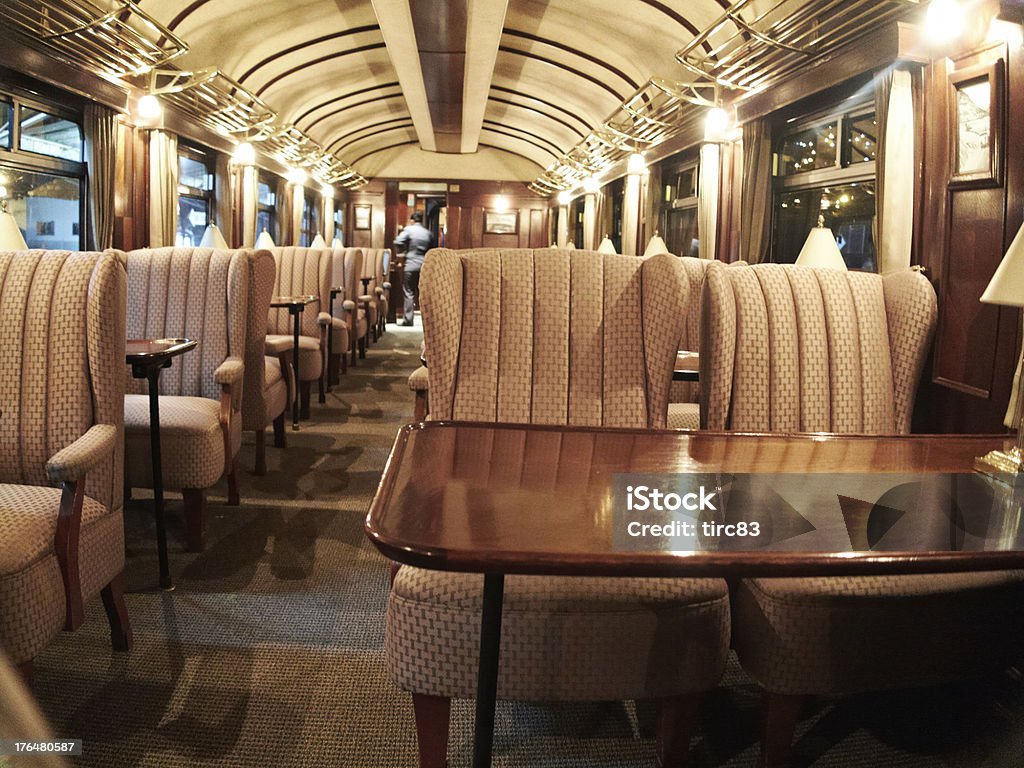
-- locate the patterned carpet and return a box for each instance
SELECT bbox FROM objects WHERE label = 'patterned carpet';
[32,322,1024,767]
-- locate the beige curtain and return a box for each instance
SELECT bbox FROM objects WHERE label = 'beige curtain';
[240,165,258,247]
[148,130,178,247]
[876,68,915,273]
[83,103,117,250]
[277,177,292,245]
[698,143,720,260]
[739,118,772,264]
[215,152,233,246]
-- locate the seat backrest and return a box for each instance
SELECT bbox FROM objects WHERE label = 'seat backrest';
[242,249,277,430]
[329,247,363,315]
[125,247,248,401]
[700,262,937,434]
[670,257,750,406]
[266,246,331,337]
[0,249,126,513]
[422,248,689,428]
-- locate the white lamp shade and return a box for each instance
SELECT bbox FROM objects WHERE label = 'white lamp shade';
[564,241,576,250]
[597,236,616,254]
[795,225,847,271]
[331,237,343,248]
[643,234,669,257]
[199,223,229,249]
[981,222,1024,307]
[310,233,326,248]
[255,230,276,249]
[0,210,27,250]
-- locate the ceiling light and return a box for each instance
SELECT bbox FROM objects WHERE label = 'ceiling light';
[287,167,307,186]
[627,152,646,174]
[321,182,334,197]
[233,141,256,166]
[494,195,509,213]
[557,190,573,206]
[926,0,964,45]
[704,106,730,140]
[136,93,162,121]
[583,176,601,194]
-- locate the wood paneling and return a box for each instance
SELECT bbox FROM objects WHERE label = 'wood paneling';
[915,40,1022,433]
[442,180,549,250]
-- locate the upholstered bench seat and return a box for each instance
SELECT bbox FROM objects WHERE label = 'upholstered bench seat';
[265,334,324,381]
[124,395,242,490]
[667,402,700,430]
[387,567,730,701]
[732,572,1024,696]
[0,484,124,663]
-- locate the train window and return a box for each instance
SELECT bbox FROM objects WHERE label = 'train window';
[256,174,278,243]
[772,100,877,270]
[18,107,81,162]
[333,207,344,244]
[1,169,82,250]
[300,188,320,247]
[659,156,699,256]
[176,145,214,247]
[0,101,11,149]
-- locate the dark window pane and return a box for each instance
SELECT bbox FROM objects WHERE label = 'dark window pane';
[177,195,207,247]
[256,210,275,242]
[0,101,11,149]
[666,207,699,257]
[779,121,838,175]
[258,181,275,206]
[774,182,876,270]
[333,208,344,243]
[847,113,878,165]
[19,108,81,161]
[179,155,211,191]
[1,168,81,249]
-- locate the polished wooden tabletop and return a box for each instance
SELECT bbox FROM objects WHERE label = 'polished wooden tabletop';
[270,294,319,308]
[125,337,197,362]
[365,422,1024,577]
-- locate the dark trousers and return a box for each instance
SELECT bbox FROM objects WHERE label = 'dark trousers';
[402,267,420,324]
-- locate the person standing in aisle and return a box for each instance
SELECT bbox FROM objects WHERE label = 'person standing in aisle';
[393,211,432,326]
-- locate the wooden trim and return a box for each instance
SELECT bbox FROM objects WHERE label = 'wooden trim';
[238,25,381,84]
[55,480,85,630]
[947,59,1005,189]
[502,29,641,91]
[255,43,388,97]
[296,81,400,128]
[497,46,626,101]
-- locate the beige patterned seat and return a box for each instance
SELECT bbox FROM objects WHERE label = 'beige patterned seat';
[0,250,131,680]
[667,257,747,430]
[241,250,291,475]
[386,247,731,768]
[266,246,337,416]
[327,247,368,381]
[124,247,247,552]
[699,262,1024,765]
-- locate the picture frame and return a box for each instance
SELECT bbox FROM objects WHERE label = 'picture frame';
[949,60,1004,189]
[354,203,371,230]
[484,210,518,235]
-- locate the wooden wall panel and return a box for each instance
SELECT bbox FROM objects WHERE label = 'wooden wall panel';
[915,38,1022,433]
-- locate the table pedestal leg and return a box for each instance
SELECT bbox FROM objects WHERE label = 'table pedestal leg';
[291,308,301,431]
[472,573,504,768]
[147,369,173,590]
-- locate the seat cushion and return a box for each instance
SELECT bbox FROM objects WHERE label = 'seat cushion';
[667,402,700,430]
[265,334,323,383]
[387,568,730,701]
[262,357,287,426]
[124,395,241,490]
[0,484,124,663]
[732,572,1024,696]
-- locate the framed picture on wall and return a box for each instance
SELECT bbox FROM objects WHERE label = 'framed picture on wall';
[484,210,518,235]
[354,204,371,230]
[949,60,1004,189]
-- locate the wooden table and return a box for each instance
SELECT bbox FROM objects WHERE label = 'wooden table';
[674,350,699,381]
[126,337,198,590]
[271,295,319,430]
[366,422,1024,768]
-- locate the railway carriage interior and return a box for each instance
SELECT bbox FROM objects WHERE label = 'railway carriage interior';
[1,0,1024,766]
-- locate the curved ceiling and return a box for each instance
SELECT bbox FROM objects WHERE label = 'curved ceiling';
[122,0,918,185]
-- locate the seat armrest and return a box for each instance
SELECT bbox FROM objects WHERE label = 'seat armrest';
[214,356,244,387]
[46,423,117,484]
[342,299,356,311]
[317,311,333,326]
[265,336,292,355]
